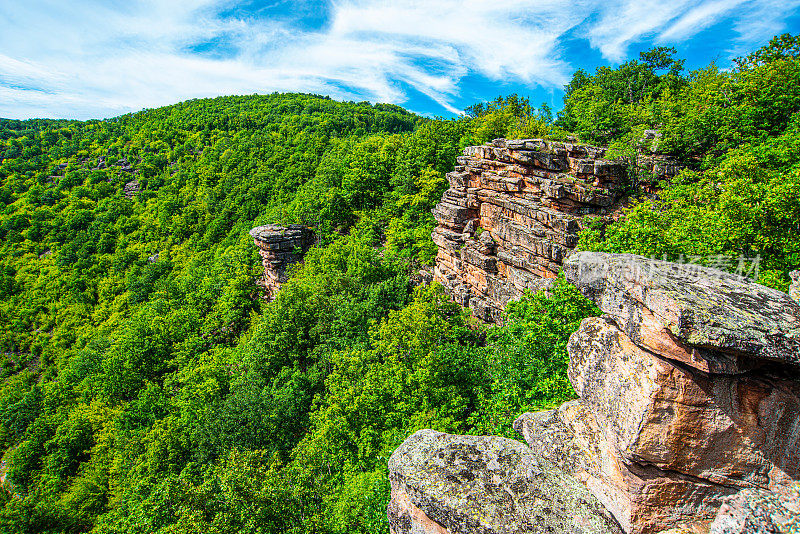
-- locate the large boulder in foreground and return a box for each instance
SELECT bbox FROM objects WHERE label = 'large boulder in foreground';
[387,429,622,534]
[515,252,800,534]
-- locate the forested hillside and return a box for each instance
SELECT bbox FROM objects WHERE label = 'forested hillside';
[0,34,798,534]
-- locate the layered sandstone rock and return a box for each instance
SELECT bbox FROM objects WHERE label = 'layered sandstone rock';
[123,180,140,199]
[249,224,314,300]
[432,138,640,322]
[387,429,622,534]
[431,138,687,322]
[516,252,800,534]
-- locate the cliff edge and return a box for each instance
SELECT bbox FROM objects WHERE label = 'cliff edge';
[431,138,681,323]
[389,252,800,534]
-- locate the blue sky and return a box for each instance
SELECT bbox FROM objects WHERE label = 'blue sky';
[2,0,800,120]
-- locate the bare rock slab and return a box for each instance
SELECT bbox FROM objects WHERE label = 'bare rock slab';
[515,400,730,534]
[563,251,800,372]
[567,317,800,488]
[517,317,800,532]
[516,251,800,533]
[387,429,622,534]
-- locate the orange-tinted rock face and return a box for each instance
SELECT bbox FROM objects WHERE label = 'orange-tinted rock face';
[249,224,315,300]
[431,138,629,322]
[516,252,800,534]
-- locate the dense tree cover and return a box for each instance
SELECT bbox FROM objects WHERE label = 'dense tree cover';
[1,32,798,533]
[0,92,594,533]
[569,35,800,290]
[462,94,564,145]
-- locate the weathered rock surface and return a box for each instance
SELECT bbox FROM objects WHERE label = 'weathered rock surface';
[791,271,800,304]
[249,224,314,300]
[514,252,800,533]
[123,180,140,199]
[710,485,800,533]
[563,251,800,371]
[387,429,622,534]
[431,139,686,322]
[432,138,630,322]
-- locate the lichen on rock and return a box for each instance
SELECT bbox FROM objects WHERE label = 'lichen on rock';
[563,251,800,370]
[710,485,800,533]
[510,251,800,533]
[389,251,800,534]
[387,429,622,534]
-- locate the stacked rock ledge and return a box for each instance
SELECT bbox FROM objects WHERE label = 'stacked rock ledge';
[249,224,315,300]
[389,252,799,534]
[431,138,684,323]
[517,252,800,533]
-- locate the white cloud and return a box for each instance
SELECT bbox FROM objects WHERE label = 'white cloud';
[587,0,695,62]
[0,0,798,119]
[730,0,800,50]
[658,0,747,42]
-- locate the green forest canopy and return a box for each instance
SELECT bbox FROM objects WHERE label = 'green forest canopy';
[0,34,798,533]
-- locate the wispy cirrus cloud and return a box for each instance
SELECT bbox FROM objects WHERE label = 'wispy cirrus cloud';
[658,0,748,42]
[1,0,799,119]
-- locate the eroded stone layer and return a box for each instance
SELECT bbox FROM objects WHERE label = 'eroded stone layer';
[432,138,630,322]
[249,224,314,300]
[514,252,800,534]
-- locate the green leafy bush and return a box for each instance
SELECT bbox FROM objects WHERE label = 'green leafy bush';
[472,277,600,437]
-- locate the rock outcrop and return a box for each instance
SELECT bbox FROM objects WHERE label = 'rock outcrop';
[432,138,632,322]
[387,429,622,534]
[432,139,685,323]
[791,271,800,303]
[249,224,314,300]
[123,180,140,199]
[515,252,800,533]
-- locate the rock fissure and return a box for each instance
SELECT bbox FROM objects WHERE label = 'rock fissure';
[625,459,743,491]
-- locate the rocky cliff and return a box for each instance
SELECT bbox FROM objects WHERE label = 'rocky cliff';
[431,138,681,323]
[249,224,315,300]
[389,252,800,534]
